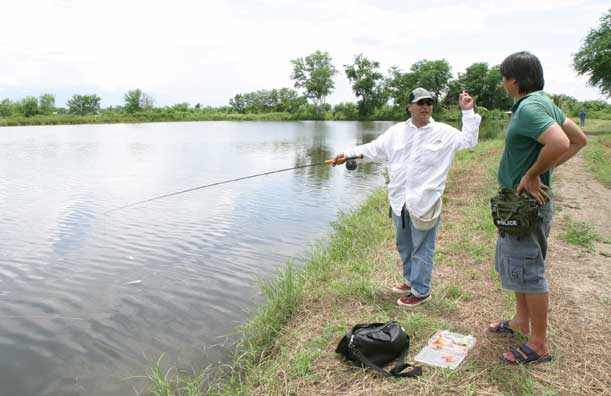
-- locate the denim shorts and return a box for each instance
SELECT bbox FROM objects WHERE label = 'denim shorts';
[495,200,553,293]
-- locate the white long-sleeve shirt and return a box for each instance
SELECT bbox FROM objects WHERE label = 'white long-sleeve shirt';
[344,109,481,218]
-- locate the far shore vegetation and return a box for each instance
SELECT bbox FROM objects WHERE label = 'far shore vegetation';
[2,42,610,128]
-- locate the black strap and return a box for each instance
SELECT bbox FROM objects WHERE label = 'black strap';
[390,206,408,230]
[351,347,422,378]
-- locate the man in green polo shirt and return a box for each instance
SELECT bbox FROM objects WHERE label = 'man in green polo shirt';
[488,51,587,364]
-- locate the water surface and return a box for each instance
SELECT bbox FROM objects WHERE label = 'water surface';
[0,120,391,395]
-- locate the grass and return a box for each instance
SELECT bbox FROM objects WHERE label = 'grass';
[559,217,599,251]
[579,119,610,187]
[582,132,611,188]
[140,356,207,396]
[560,216,611,251]
[578,118,611,136]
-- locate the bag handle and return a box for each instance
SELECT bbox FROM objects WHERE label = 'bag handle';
[350,345,422,378]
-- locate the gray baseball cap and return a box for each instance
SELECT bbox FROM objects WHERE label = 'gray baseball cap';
[408,87,434,104]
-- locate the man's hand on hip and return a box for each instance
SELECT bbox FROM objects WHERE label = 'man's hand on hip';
[517,174,548,205]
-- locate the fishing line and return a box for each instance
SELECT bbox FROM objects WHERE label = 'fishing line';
[104,156,361,214]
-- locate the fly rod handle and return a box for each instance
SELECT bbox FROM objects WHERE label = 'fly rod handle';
[324,154,363,164]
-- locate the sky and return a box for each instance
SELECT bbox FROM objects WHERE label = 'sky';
[2,0,610,108]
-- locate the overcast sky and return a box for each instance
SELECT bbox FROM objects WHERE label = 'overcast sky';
[2,0,609,108]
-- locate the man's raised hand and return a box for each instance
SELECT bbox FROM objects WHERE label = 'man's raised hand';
[459,91,474,110]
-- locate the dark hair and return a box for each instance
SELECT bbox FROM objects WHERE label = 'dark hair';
[500,51,544,94]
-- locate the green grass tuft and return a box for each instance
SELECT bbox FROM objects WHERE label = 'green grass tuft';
[560,217,600,251]
[241,263,304,358]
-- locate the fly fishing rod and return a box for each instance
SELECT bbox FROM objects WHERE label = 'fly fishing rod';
[104,155,363,214]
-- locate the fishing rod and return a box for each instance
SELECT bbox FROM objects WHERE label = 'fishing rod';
[104,155,363,214]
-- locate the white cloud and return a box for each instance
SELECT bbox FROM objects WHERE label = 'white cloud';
[1,0,609,106]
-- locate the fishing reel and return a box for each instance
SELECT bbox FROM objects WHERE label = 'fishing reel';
[345,157,358,171]
[325,154,362,171]
[343,154,363,171]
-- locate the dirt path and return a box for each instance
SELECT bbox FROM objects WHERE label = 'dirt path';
[545,154,611,395]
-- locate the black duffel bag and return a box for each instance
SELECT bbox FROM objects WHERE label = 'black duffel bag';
[335,321,422,378]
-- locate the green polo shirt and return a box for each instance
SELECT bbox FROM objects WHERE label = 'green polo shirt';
[498,91,566,189]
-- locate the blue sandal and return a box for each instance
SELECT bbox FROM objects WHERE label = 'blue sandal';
[489,320,515,337]
[504,343,552,365]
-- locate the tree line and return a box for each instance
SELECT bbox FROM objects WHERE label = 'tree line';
[1,8,609,122]
[0,89,157,117]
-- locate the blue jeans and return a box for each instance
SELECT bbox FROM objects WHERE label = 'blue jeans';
[392,208,440,297]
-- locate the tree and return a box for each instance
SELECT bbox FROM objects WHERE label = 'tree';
[384,59,451,108]
[455,63,488,99]
[275,88,307,113]
[344,54,388,117]
[141,93,155,110]
[229,94,246,113]
[170,102,190,112]
[67,94,101,115]
[18,96,40,117]
[39,93,55,115]
[0,98,13,117]
[124,89,154,113]
[229,88,305,114]
[482,66,514,110]
[408,59,452,100]
[573,8,611,97]
[548,93,578,114]
[444,63,513,110]
[291,50,337,110]
[124,89,143,113]
[385,65,419,108]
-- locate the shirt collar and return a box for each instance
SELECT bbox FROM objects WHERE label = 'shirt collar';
[406,117,435,129]
[511,90,542,112]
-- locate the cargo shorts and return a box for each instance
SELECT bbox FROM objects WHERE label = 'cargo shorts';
[495,200,553,293]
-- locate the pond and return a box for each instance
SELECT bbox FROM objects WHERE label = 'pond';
[0,120,392,396]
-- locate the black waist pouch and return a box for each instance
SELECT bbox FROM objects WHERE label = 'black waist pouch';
[335,321,422,378]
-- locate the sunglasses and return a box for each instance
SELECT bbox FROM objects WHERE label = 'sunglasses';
[415,99,434,106]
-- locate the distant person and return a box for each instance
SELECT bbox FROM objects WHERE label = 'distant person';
[579,110,586,127]
[488,51,587,364]
[332,88,481,307]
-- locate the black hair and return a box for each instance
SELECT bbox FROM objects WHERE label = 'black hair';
[500,51,544,94]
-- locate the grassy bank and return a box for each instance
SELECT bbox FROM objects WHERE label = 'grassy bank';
[581,119,611,187]
[0,112,299,127]
[147,138,561,395]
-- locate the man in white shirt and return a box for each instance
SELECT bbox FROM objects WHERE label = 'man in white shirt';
[332,87,481,307]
